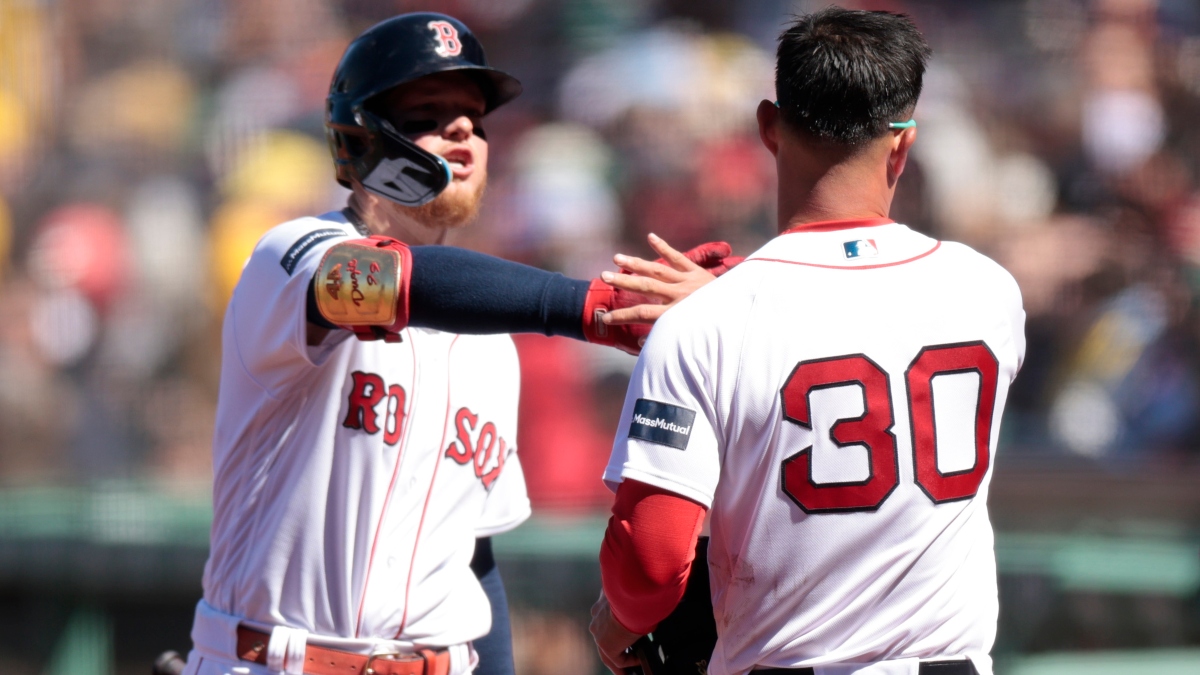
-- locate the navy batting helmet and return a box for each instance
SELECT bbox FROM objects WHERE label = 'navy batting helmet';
[326,13,522,206]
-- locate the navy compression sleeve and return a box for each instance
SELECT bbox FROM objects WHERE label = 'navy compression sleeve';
[471,537,516,675]
[408,246,589,340]
[306,246,590,340]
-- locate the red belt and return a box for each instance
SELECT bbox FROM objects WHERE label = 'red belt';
[236,627,451,675]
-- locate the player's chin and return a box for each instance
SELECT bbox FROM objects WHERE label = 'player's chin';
[411,177,486,230]
[446,175,485,205]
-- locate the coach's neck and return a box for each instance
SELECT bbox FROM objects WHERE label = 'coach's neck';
[757,100,916,233]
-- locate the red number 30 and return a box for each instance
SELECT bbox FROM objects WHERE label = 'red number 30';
[780,342,999,514]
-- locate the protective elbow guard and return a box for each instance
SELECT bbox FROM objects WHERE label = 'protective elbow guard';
[314,235,412,342]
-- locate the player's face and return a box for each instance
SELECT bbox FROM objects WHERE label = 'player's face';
[377,72,490,229]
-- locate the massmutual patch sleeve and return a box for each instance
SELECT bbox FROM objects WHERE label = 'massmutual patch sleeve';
[230,211,356,395]
[604,279,752,508]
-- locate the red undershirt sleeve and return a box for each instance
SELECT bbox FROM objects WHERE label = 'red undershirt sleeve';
[599,479,707,635]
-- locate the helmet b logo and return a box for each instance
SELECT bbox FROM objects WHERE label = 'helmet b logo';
[428,21,462,57]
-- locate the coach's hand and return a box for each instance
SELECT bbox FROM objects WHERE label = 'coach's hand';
[590,591,641,675]
[602,234,724,326]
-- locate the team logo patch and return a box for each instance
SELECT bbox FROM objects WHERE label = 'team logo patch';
[428,20,463,57]
[843,239,879,259]
[629,399,696,450]
[281,229,346,275]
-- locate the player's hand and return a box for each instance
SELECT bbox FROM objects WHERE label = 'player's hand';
[590,591,641,675]
[581,235,739,354]
[601,233,719,326]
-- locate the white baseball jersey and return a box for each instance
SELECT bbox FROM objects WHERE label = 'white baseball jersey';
[198,211,530,653]
[605,220,1025,675]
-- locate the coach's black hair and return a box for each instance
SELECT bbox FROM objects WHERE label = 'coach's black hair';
[775,6,931,145]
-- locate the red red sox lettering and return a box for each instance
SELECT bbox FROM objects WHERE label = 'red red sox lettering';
[444,407,509,489]
[343,373,509,488]
[343,371,407,445]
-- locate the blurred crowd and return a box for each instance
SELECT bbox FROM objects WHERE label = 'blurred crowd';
[0,0,1199,510]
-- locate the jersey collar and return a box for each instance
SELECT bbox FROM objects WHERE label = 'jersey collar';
[781,217,895,235]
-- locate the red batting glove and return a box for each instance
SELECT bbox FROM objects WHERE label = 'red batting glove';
[587,241,742,355]
[644,241,744,277]
[582,278,653,355]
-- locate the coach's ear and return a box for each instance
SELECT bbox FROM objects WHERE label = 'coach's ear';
[892,126,916,186]
[887,126,917,188]
[757,99,780,157]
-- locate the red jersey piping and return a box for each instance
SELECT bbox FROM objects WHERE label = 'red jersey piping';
[355,335,421,638]
[396,334,460,637]
[745,241,942,271]
[781,217,894,234]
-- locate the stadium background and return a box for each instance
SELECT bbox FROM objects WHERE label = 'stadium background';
[0,0,1199,672]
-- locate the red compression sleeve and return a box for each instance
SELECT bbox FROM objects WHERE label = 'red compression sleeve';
[599,479,707,635]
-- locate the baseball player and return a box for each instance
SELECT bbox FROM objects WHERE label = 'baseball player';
[591,8,1025,675]
[178,12,735,675]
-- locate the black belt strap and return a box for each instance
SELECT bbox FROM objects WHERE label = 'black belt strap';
[755,659,978,675]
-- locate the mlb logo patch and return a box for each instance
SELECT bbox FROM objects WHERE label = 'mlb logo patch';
[843,239,879,259]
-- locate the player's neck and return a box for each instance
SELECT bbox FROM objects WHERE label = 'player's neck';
[346,192,449,246]
[776,151,894,233]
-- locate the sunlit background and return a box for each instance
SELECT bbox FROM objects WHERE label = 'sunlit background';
[0,0,1198,673]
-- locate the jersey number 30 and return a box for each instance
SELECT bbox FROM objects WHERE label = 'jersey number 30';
[780,341,999,514]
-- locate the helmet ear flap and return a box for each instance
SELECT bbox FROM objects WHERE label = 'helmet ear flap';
[342,132,369,159]
[326,123,372,188]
